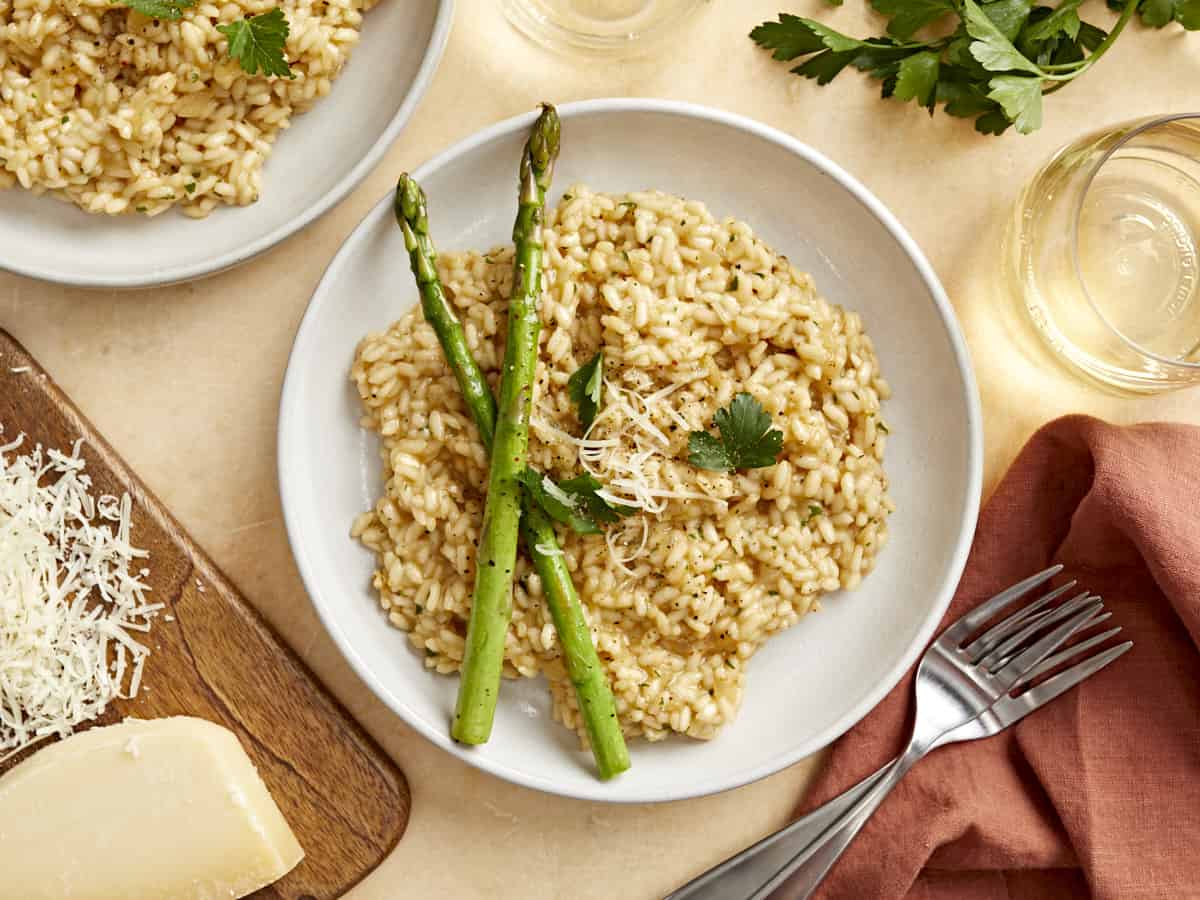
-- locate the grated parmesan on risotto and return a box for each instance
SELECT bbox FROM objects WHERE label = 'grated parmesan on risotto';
[351,187,894,744]
[0,0,378,217]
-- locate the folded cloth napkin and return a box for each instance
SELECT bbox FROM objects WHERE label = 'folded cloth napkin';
[780,415,1200,900]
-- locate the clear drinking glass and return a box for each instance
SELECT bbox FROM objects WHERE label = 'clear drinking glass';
[1007,113,1200,394]
[502,0,704,54]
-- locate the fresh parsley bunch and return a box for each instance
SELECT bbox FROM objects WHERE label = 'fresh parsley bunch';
[752,0,1198,135]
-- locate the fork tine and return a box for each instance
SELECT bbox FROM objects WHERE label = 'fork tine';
[992,607,1112,682]
[979,591,1095,670]
[1014,642,1132,706]
[1016,625,1123,686]
[991,597,1104,684]
[941,565,1064,643]
[987,641,1132,731]
[961,581,1077,660]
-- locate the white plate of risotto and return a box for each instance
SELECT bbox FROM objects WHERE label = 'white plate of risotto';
[278,99,983,803]
[0,0,452,287]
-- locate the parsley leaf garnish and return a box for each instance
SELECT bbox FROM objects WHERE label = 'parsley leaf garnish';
[560,474,635,524]
[518,469,600,534]
[983,0,1039,40]
[117,0,195,20]
[871,0,954,40]
[567,351,603,431]
[803,18,869,51]
[218,8,295,79]
[893,49,940,110]
[1177,0,1200,27]
[1110,0,1200,27]
[987,73,1044,134]
[752,0,1189,137]
[1020,0,1083,48]
[517,470,633,535]
[688,393,784,472]
[751,14,834,58]
[962,0,1043,74]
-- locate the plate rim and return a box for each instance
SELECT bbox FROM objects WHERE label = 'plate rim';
[278,97,984,803]
[0,0,454,290]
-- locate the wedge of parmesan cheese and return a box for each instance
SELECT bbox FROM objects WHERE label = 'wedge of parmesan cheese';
[0,717,304,899]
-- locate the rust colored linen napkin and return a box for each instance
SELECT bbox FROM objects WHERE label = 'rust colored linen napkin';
[780,415,1200,900]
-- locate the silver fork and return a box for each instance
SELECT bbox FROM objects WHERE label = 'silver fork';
[666,565,1132,900]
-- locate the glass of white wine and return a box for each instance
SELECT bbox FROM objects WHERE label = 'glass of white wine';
[502,0,705,54]
[1008,114,1200,394]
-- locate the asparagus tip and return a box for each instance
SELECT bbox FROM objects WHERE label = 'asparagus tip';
[526,103,560,192]
[394,173,427,241]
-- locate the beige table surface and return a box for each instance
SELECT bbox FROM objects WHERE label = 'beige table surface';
[2,1,1199,896]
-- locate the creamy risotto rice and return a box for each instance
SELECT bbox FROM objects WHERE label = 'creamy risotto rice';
[352,187,894,744]
[0,0,377,217]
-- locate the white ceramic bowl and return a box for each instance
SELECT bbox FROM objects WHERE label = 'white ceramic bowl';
[279,99,983,803]
[0,0,452,288]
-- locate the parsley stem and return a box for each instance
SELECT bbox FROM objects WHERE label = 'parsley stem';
[1084,0,1140,61]
[1040,0,1139,81]
[1037,60,1089,72]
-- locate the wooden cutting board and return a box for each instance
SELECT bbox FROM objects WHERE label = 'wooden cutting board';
[0,329,409,899]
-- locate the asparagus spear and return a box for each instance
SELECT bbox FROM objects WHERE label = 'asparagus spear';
[521,502,629,777]
[393,175,496,451]
[449,105,559,746]
[395,157,630,776]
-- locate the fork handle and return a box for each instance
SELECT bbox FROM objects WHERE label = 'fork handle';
[663,761,893,900]
[748,745,924,900]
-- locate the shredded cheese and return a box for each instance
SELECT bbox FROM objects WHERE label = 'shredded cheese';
[540,475,577,511]
[0,429,156,762]
[605,516,649,576]
[534,372,728,571]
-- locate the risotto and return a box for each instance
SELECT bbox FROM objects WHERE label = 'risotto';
[351,187,894,744]
[0,0,377,217]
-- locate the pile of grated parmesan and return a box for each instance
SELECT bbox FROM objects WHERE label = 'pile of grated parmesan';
[533,377,726,573]
[0,428,159,762]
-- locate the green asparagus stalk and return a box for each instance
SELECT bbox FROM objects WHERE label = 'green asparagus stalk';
[449,106,559,746]
[395,152,630,777]
[393,175,496,451]
[521,501,629,777]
